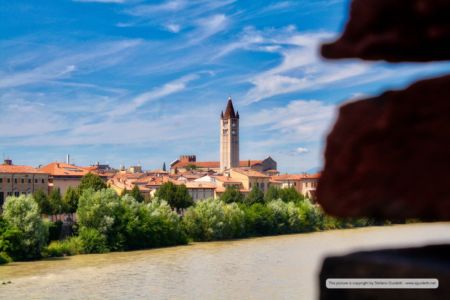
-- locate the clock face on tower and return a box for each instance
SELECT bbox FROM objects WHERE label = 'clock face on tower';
[232,130,236,135]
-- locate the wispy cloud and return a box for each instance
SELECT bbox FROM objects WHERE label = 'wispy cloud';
[0,39,141,89]
[245,99,336,143]
[74,0,128,3]
[108,74,199,117]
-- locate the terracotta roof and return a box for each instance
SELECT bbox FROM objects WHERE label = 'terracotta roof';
[40,162,90,177]
[171,160,262,169]
[184,181,216,189]
[213,175,243,183]
[271,173,321,181]
[232,168,269,178]
[147,169,169,174]
[0,164,47,174]
[271,174,303,181]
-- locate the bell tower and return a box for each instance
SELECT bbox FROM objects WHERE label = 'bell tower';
[220,96,240,172]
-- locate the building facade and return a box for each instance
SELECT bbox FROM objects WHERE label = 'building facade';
[40,162,106,195]
[0,160,49,207]
[220,97,240,172]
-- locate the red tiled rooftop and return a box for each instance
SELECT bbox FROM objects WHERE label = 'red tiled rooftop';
[171,160,262,169]
[0,164,47,174]
[40,162,91,177]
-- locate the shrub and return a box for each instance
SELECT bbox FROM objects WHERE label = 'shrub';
[122,198,187,249]
[43,236,83,257]
[77,188,118,236]
[242,203,275,236]
[79,228,109,254]
[0,252,12,264]
[1,195,48,260]
[183,199,245,241]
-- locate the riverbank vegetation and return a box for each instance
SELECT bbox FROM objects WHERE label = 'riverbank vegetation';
[0,174,382,264]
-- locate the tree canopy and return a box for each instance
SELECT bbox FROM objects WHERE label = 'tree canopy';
[245,185,265,205]
[78,173,107,193]
[129,185,144,203]
[155,182,193,210]
[1,195,48,260]
[220,185,244,204]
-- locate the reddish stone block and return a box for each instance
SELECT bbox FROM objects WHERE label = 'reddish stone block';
[316,75,450,220]
[321,0,450,62]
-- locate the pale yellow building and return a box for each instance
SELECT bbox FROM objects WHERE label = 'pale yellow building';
[0,159,49,206]
[230,168,270,193]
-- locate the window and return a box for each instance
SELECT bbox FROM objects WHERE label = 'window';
[14,178,17,184]
[0,192,3,206]
[249,182,252,188]
[21,178,24,184]
[7,178,10,183]
[35,179,38,183]
[0,178,2,183]
[7,192,12,196]
[14,192,19,196]
[42,179,45,183]
[28,179,31,184]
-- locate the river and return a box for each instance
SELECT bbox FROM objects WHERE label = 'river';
[1,222,449,300]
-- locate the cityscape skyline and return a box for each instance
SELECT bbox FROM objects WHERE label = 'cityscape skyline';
[2,0,450,173]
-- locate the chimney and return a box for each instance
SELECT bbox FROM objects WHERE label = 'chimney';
[3,159,12,165]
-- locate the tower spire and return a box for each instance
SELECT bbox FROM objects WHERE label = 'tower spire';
[224,96,236,119]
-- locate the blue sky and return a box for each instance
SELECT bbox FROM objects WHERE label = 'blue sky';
[1,0,449,173]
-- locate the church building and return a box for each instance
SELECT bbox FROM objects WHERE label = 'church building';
[170,97,277,174]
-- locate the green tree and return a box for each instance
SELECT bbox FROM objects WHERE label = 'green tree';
[220,185,244,204]
[48,188,64,214]
[183,199,245,241]
[63,186,79,213]
[77,189,119,237]
[1,195,48,260]
[279,187,305,203]
[33,189,52,215]
[78,173,106,193]
[245,186,265,205]
[155,182,193,211]
[129,185,144,203]
[264,186,281,202]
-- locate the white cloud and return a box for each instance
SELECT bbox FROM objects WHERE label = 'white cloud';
[245,99,337,143]
[295,147,309,154]
[165,23,181,33]
[108,74,199,117]
[0,39,141,89]
[185,14,229,46]
[126,0,187,16]
[74,0,127,3]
